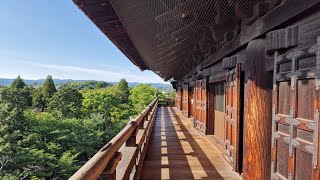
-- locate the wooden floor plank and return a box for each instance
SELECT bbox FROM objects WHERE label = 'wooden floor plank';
[140,107,241,180]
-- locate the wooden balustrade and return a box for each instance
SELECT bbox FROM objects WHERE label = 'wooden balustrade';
[158,98,175,107]
[69,98,158,180]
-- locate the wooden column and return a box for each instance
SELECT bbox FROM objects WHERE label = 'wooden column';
[243,39,272,179]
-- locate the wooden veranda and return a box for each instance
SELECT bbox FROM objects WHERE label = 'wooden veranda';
[141,106,240,180]
[73,0,320,179]
[69,99,240,180]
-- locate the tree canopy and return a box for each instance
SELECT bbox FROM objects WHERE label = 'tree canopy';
[42,75,57,100]
[1,77,158,179]
[10,75,26,89]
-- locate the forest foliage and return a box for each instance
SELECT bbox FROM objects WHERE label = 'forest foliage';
[0,76,158,179]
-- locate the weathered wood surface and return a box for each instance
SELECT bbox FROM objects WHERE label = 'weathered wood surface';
[182,0,320,80]
[225,64,242,172]
[140,107,241,180]
[69,98,158,180]
[243,39,273,179]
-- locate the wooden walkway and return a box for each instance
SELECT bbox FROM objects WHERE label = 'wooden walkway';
[140,107,241,180]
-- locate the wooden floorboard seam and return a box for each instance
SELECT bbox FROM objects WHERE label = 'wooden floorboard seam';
[140,107,242,180]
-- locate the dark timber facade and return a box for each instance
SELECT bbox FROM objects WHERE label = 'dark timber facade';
[73,0,320,179]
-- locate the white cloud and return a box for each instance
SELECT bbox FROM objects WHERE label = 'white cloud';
[18,61,167,83]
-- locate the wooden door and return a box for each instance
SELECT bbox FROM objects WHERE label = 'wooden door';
[195,79,207,134]
[214,82,226,143]
[225,63,241,171]
[182,85,189,117]
[201,79,207,134]
[175,88,182,110]
[195,81,201,130]
[271,44,320,179]
[207,84,215,135]
[188,87,194,118]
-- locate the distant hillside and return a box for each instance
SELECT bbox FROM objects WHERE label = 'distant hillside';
[0,78,173,92]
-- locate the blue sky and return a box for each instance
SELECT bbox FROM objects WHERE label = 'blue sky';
[0,1,166,83]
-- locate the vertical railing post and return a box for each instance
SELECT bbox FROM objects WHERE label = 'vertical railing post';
[99,152,122,180]
[139,116,146,129]
[126,120,138,147]
[126,128,138,147]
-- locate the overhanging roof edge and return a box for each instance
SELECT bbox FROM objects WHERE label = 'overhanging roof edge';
[73,0,148,71]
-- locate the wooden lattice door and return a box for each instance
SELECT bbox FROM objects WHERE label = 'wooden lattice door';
[188,87,194,118]
[225,63,241,171]
[271,40,320,179]
[195,79,207,134]
[182,85,189,117]
[175,88,182,110]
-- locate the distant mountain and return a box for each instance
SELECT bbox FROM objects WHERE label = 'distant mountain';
[0,78,173,91]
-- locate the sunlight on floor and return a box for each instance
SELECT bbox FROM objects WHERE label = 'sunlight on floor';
[161,156,169,165]
[161,168,170,179]
[186,155,208,179]
[141,107,242,180]
[181,140,194,154]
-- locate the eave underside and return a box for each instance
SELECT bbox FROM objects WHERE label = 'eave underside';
[73,0,318,81]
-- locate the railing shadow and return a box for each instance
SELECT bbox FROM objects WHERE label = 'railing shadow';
[141,106,225,179]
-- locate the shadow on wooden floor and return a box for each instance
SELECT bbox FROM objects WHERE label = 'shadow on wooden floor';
[140,106,232,180]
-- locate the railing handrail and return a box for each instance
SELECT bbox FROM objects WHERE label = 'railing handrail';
[69,97,158,180]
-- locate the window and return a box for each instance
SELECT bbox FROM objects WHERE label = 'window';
[214,83,225,112]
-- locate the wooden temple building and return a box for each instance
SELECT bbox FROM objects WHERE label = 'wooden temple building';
[71,0,320,179]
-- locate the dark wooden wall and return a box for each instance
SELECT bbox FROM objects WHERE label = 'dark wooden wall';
[173,4,320,179]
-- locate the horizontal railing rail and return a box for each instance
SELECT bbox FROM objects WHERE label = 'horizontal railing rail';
[158,98,175,107]
[69,97,158,180]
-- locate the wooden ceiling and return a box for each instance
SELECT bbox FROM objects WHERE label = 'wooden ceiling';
[73,0,283,81]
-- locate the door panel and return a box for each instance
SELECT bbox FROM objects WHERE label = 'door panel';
[207,84,215,135]
[188,87,194,118]
[271,44,320,179]
[195,79,207,134]
[213,82,225,141]
[225,64,241,171]
[175,88,182,110]
[215,110,225,142]
[182,85,189,117]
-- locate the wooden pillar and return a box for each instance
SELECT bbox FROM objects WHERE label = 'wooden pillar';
[243,39,273,179]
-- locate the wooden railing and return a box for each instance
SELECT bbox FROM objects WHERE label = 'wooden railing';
[69,98,158,180]
[158,98,175,107]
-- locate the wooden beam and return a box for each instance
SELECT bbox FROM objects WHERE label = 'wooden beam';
[243,39,273,179]
[182,0,320,80]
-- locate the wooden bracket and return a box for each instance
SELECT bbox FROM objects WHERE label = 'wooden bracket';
[266,26,298,54]
[222,56,238,70]
[203,68,211,77]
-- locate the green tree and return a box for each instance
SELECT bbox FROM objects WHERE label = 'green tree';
[47,88,83,118]
[32,87,45,111]
[0,87,30,178]
[96,81,104,89]
[118,79,130,103]
[42,75,57,100]
[82,89,119,122]
[129,84,157,113]
[10,75,26,89]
